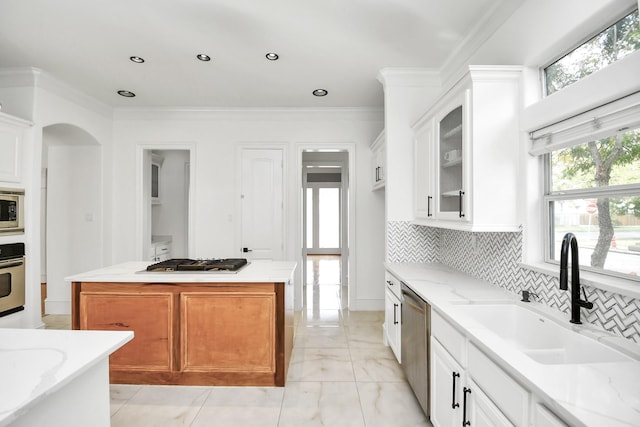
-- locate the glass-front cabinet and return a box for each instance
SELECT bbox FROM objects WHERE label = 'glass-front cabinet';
[412,66,523,231]
[437,103,465,220]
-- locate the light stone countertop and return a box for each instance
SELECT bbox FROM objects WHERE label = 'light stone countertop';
[65,260,297,284]
[385,262,640,427]
[0,329,133,426]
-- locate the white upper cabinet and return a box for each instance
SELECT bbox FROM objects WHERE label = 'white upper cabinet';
[412,66,523,232]
[0,112,30,184]
[435,94,466,221]
[414,118,434,219]
[371,130,386,190]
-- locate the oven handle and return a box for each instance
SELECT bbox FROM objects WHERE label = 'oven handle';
[0,260,24,269]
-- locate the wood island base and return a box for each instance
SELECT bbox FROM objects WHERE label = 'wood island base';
[71,280,294,387]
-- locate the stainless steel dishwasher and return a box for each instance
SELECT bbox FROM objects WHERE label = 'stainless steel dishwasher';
[401,281,430,417]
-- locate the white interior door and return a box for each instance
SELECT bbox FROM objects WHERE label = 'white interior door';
[240,149,284,260]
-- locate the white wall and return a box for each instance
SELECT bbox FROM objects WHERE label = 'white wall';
[46,143,102,313]
[113,109,385,309]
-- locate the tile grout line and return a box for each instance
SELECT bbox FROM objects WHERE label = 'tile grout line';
[187,387,213,427]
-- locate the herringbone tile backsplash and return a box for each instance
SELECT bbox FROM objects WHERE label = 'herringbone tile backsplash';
[387,221,640,344]
[387,221,439,263]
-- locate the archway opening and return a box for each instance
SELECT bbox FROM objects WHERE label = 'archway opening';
[41,123,101,325]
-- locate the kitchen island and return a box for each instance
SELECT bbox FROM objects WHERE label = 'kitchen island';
[67,260,296,387]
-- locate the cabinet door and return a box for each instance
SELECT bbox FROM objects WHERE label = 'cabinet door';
[181,291,276,373]
[79,292,175,371]
[436,91,468,221]
[414,118,435,219]
[372,146,386,189]
[466,379,514,427]
[0,119,24,183]
[371,131,386,190]
[384,287,401,362]
[431,339,464,427]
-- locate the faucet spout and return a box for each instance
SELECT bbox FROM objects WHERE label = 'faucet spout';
[559,233,593,324]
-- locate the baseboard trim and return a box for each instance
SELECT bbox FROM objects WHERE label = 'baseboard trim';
[44,299,71,315]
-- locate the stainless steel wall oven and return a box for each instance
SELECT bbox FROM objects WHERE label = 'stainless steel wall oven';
[0,243,25,316]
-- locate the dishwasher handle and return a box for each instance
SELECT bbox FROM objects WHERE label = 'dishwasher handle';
[401,282,426,313]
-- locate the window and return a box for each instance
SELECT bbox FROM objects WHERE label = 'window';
[544,9,640,95]
[534,96,640,279]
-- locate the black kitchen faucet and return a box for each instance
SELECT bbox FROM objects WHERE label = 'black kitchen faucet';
[559,232,593,324]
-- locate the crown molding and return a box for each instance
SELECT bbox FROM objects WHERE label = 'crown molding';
[0,67,113,119]
[439,0,525,89]
[377,68,441,88]
[113,106,384,122]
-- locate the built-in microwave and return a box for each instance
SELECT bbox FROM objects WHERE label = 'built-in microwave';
[0,188,24,234]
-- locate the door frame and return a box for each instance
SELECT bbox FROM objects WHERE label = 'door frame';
[296,143,356,312]
[303,161,344,255]
[135,142,197,261]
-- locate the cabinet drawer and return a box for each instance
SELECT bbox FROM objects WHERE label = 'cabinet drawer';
[384,272,401,299]
[432,310,466,366]
[468,343,529,427]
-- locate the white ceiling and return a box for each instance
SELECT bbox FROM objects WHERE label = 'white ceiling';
[0,0,517,108]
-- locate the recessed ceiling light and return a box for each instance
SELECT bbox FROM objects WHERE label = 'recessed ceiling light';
[265,52,279,61]
[117,90,136,98]
[312,89,328,97]
[129,56,145,63]
[197,54,211,61]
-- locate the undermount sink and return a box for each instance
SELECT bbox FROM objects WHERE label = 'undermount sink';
[454,303,633,365]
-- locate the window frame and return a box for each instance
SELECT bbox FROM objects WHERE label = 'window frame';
[541,6,640,98]
[543,152,640,282]
[520,2,640,300]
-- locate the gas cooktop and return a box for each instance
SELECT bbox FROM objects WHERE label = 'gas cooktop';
[145,258,249,273]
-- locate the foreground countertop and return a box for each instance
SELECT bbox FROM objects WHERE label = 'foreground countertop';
[0,328,133,426]
[385,262,640,427]
[66,260,297,284]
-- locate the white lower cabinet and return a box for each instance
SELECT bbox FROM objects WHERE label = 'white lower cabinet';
[384,288,401,361]
[466,378,514,427]
[431,338,514,427]
[431,338,465,427]
[149,242,172,262]
[430,310,569,427]
[383,272,401,362]
[467,343,529,426]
